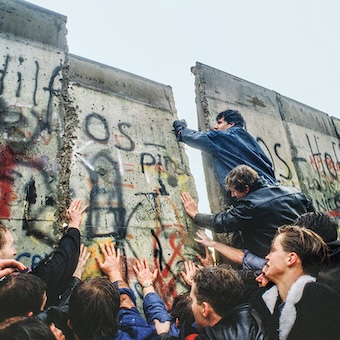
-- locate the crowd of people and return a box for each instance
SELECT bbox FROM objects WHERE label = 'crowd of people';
[0,109,339,339]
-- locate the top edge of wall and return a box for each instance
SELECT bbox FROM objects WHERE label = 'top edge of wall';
[0,0,68,51]
[192,61,339,137]
[69,53,176,113]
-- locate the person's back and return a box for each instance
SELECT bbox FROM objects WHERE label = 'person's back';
[173,109,276,189]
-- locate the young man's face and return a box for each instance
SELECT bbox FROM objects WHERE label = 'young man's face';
[265,234,289,282]
[229,185,249,199]
[0,230,17,259]
[213,117,235,131]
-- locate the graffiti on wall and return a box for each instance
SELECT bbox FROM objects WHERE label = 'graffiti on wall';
[0,52,65,244]
[0,50,194,305]
[71,106,193,305]
[256,132,340,218]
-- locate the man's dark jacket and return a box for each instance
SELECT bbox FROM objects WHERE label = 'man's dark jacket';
[194,178,314,257]
[159,303,267,340]
[178,125,276,187]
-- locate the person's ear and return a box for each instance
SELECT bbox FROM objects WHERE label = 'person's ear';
[27,311,33,317]
[202,302,211,318]
[245,185,250,194]
[287,252,299,266]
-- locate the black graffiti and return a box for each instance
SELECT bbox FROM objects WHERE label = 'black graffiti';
[0,55,65,143]
[0,55,10,95]
[85,112,110,143]
[115,122,135,151]
[256,137,292,180]
[84,150,126,239]
[274,143,292,180]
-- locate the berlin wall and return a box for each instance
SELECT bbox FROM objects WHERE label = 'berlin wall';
[192,62,340,219]
[0,0,198,308]
[1,0,340,311]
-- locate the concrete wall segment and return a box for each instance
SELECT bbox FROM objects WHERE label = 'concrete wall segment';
[0,0,199,309]
[192,62,340,218]
[69,54,175,112]
[0,0,67,51]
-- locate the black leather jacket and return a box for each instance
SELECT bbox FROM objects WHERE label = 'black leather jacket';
[198,303,267,340]
[194,178,314,258]
[159,304,267,340]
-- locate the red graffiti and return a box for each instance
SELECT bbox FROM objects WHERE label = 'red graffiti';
[0,146,15,218]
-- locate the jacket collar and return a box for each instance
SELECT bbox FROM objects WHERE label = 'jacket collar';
[262,275,316,340]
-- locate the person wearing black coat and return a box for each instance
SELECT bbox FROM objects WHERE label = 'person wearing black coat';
[181,165,314,259]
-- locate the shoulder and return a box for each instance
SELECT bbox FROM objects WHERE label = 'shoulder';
[201,304,267,340]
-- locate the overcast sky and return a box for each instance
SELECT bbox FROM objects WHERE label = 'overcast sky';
[27,0,340,210]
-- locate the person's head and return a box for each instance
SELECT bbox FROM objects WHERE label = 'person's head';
[214,110,245,130]
[0,274,47,323]
[293,212,339,243]
[169,291,194,328]
[265,225,329,283]
[190,265,243,330]
[68,276,120,340]
[226,165,259,199]
[0,224,16,259]
[0,316,56,340]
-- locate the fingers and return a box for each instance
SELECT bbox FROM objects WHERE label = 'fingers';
[204,246,210,257]
[68,199,88,213]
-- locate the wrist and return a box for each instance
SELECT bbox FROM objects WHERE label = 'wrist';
[141,282,153,289]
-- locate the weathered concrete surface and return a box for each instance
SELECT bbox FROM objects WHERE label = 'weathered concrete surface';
[192,62,340,218]
[0,0,198,309]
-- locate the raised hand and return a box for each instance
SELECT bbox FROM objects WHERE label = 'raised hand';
[180,192,199,219]
[66,199,88,230]
[132,258,158,287]
[73,244,91,279]
[95,242,122,282]
[194,230,215,247]
[180,260,197,286]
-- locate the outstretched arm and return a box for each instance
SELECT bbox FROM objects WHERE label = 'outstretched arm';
[96,242,134,309]
[132,258,158,297]
[195,230,244,265]
[31,199,88,307]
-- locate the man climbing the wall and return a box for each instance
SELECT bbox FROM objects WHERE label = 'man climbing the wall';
[173,109,276,193]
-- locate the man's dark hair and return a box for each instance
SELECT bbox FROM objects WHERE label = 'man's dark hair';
[69,276,120,340]
[192,265,243,318]
[226,164,259,192]
[0,316,55,340]
[293,212,338,243]
[216,110,245,127]
[0,274,47,323]
[169,291,193,327]
[276,225,330,276]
